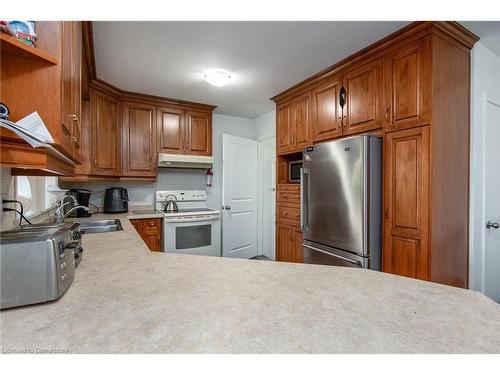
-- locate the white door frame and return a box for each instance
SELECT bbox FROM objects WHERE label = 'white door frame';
[469,91,500,296]
[257,136,276,260]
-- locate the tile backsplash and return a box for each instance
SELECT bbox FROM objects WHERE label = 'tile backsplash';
[59,168,209,209]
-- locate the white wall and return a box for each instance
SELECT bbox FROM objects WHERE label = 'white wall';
[469,43,500,292]
[253,110,276,141]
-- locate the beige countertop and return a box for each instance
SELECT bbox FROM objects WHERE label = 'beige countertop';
[1,213,499,353]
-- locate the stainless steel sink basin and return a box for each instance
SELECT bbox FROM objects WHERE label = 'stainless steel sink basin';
[78,219,123,234]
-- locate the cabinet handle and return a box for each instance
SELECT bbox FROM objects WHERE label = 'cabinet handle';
[385,107,391,123]
[71,114,81,145]
[149,222,155,227]
[339,86,346,108]
[283,211,287,216]
[296,195,300,199]
[289,135,292,145]
[343,115,347,128]
[295,214,300,218]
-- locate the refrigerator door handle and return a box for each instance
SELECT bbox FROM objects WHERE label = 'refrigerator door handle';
[303,243,363,266]
[300,167,309,231]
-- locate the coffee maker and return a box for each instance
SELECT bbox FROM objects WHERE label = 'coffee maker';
[64,189,92,217]
[103,187,129,213]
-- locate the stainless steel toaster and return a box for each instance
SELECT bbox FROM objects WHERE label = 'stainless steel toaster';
[0,222,82,309]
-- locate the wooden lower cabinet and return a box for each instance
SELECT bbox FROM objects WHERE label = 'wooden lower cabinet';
[276,222,303,263]
[130,218,162,252]
[383,126,430,280]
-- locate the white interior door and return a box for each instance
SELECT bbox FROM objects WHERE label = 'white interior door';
[222,134,258,258]
[483,98,500,302]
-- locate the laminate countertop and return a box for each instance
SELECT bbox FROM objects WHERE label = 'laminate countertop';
[1,213,499,354]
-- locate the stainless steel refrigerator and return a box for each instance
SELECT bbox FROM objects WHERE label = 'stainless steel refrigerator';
[301,135,382,270]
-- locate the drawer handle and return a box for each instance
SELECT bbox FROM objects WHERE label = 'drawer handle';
[283,211,287,215]
[295,214,300,217]
[296,195,300,199]
[283,194,288,198]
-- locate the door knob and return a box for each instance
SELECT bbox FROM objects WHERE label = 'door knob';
[486,221,499,229]
[225,206,231,210]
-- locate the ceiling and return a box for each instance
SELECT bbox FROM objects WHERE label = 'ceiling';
[93,21,409,118]
[93,21,500,119]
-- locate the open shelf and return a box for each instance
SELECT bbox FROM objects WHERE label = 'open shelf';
[0,33,58,65]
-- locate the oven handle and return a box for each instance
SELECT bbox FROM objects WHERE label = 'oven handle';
[303,244,363,266]
[165,216,220,223]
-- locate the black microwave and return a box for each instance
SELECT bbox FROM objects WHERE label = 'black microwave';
[288,160,302,182]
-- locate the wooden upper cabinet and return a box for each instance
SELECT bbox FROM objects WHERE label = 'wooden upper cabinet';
[312,75,342,142]
[61,21,82,161]
[277,94,312,154]
[90,89,120,175]
[277,102,293,154]
[383,126,430,280]
[291,93,311,151]
[342,57,384,135]
[157,107,184,154]
[185,110,212,156]
[122,101,157,177]
[385,37,430,132]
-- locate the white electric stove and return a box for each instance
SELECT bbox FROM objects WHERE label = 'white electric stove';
[155,190,221,256]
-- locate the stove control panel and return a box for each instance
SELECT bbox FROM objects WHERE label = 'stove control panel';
[156,190,207,202]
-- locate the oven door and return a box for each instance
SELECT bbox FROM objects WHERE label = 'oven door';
[164,216,221,257]
[303,240,368,268]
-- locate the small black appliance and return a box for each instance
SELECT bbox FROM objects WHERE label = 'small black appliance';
[103,187,129,213]
[65,189,92,217]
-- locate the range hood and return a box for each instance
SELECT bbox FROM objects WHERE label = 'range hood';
[158,153,213,169]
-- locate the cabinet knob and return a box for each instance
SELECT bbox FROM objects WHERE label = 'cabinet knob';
[283,211,287,215]
[385,107,391,123]
[283,194,288,198]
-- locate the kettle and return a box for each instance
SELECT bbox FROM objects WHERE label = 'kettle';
[163,195,178,212]
[103,187,129,213]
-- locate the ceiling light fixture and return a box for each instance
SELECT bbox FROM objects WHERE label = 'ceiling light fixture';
[203,69,232,87]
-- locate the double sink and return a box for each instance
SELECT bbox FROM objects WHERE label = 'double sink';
[78,219,123,234]
[37,219,123,234]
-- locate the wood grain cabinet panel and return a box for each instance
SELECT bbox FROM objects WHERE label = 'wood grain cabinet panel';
[61,21,82,161]
[130,218,162,252]
[312,75,342,142]
[292,93,311,151]
[90,89,121,175]
[277,103,293,154]
[185,111,212,156]
[385,37,430,131]
[383,126,429,280]
[342,57,384,135]
[157,107,184,154]
[276,221,303,263]
[122,101,157,177]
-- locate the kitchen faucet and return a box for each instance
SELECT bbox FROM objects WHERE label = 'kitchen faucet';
[54,195,89,224]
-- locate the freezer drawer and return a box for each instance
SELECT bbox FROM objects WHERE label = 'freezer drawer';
[303,240,380,270]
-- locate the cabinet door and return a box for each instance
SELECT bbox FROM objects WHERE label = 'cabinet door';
[122,101,157,177]
[276,222,294,262]
[342,57,384,135]
[385,37,430,132]
[60,21,76,158]
[71,22,82,161]
[91,89,121,175]
[312,75,342,142]
[383,126,430,280]
[291,93,311,151]
[157,107,185,154]
[276,102,293,154]
[185,111,212,156]
[292,227,303,263]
